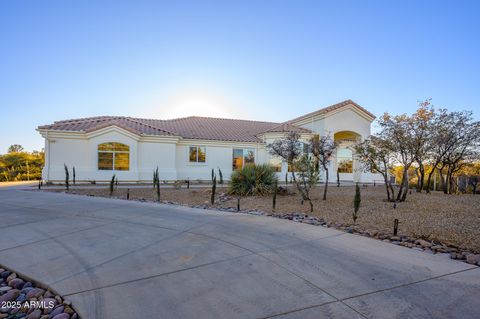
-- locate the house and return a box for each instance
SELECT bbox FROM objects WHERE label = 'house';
[37,99,382,183]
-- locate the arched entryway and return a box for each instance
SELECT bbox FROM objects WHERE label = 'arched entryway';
[333,131,361,182]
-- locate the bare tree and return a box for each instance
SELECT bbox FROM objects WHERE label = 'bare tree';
[354,137,396,201]
[410,100,435,192]
[267,132,319,211]
[426,109,469,193]
[430,111,480,194]
[377,113,416,202]
[293,154,319,212]
[267,131,303,185]
[310,135,336,200]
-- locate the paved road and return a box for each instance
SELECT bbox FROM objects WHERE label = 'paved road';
[0,188,478,319]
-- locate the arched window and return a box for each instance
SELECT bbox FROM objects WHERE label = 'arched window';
[98,142,130,171]
[337,148,353,173]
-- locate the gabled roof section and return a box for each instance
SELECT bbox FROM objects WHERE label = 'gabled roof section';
[38,115,310,143]
[286,99,376,124]
[38,116,176,137]
[260,122,311,134]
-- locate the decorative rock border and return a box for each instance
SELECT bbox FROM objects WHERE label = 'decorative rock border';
[0,266,80,319]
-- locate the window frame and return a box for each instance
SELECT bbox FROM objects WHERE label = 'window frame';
[337,147,353,174]
[232,148,256,171]
[188,145,207,164]
[97,142,130,171]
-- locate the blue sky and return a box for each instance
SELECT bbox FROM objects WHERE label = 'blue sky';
[1,0,479,152]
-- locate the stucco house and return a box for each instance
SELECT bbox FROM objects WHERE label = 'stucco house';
[37,99,382,183]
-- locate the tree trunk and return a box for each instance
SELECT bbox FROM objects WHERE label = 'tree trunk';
[425,167,435,194]
[389,182,396,201]
[309,199,313,212]
[396,167,409,202]
[400,170,409,202]
[439,169,447,194]
[447,169,456,195]
[323,168,329,200]
[416,164,425,193]
[383,174,391,201]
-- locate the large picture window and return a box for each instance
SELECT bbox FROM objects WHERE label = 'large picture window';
[337,148,353,173]
[232,148,255,170]
[189,146,206,163]
[98,142,130,171]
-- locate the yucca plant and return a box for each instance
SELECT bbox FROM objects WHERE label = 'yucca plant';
[229,164,277,196]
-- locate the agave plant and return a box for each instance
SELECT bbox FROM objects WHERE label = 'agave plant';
[229,164,277,196]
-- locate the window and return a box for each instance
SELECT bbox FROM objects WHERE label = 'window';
[269,157,282,172]
[302,142,311,154]
[244,149,255,165]
[232,148,255,170]
[189,146,206,163]
[98,142,130,171]
[337,148,353,173]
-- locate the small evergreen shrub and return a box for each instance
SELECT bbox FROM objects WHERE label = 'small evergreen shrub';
[110,174,116,196]
[211,175,216,204]
[353,183,361,225]
[64,164,69,191]
[229,164,277,196]
[218,168,224,184]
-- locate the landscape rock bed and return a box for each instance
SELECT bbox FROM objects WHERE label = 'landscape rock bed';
[0,266,79,319]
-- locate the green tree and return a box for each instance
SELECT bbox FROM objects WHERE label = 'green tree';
[8,144,24,153]
[0,149,44,182]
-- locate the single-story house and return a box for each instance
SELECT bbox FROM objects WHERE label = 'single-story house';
[37,99,382,183]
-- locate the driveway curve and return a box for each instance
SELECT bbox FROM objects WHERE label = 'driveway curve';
[0,188,478,319]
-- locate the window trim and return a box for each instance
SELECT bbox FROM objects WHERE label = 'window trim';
[188,145,207,164]
[337,147,353,174]
[232,148,256,171]
[97,142,130,171]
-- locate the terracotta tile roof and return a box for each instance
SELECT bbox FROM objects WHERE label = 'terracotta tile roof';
[286,99,376,124]
[37,100,374,142]
[38,116,176,136]
[38,116,310,142]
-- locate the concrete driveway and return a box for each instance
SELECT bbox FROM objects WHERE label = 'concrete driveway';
[0,188,478,319]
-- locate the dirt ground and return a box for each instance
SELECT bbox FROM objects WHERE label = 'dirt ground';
[44,185,480,253]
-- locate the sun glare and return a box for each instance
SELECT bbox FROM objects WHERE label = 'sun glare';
[159,91,240,119]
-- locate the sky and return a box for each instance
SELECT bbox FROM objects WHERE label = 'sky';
[1,0,479,152]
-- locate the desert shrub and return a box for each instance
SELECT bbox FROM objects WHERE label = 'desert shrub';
[229,164,278,196]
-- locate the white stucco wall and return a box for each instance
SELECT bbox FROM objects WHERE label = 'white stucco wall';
[40,104,384,184]
[175,141,265,181]
[44,137,91,182]
[138,141,177,181]
[292,105,383,183]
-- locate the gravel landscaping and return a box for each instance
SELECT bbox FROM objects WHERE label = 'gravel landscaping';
[43,184,480,262]
[0,266,79,319]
